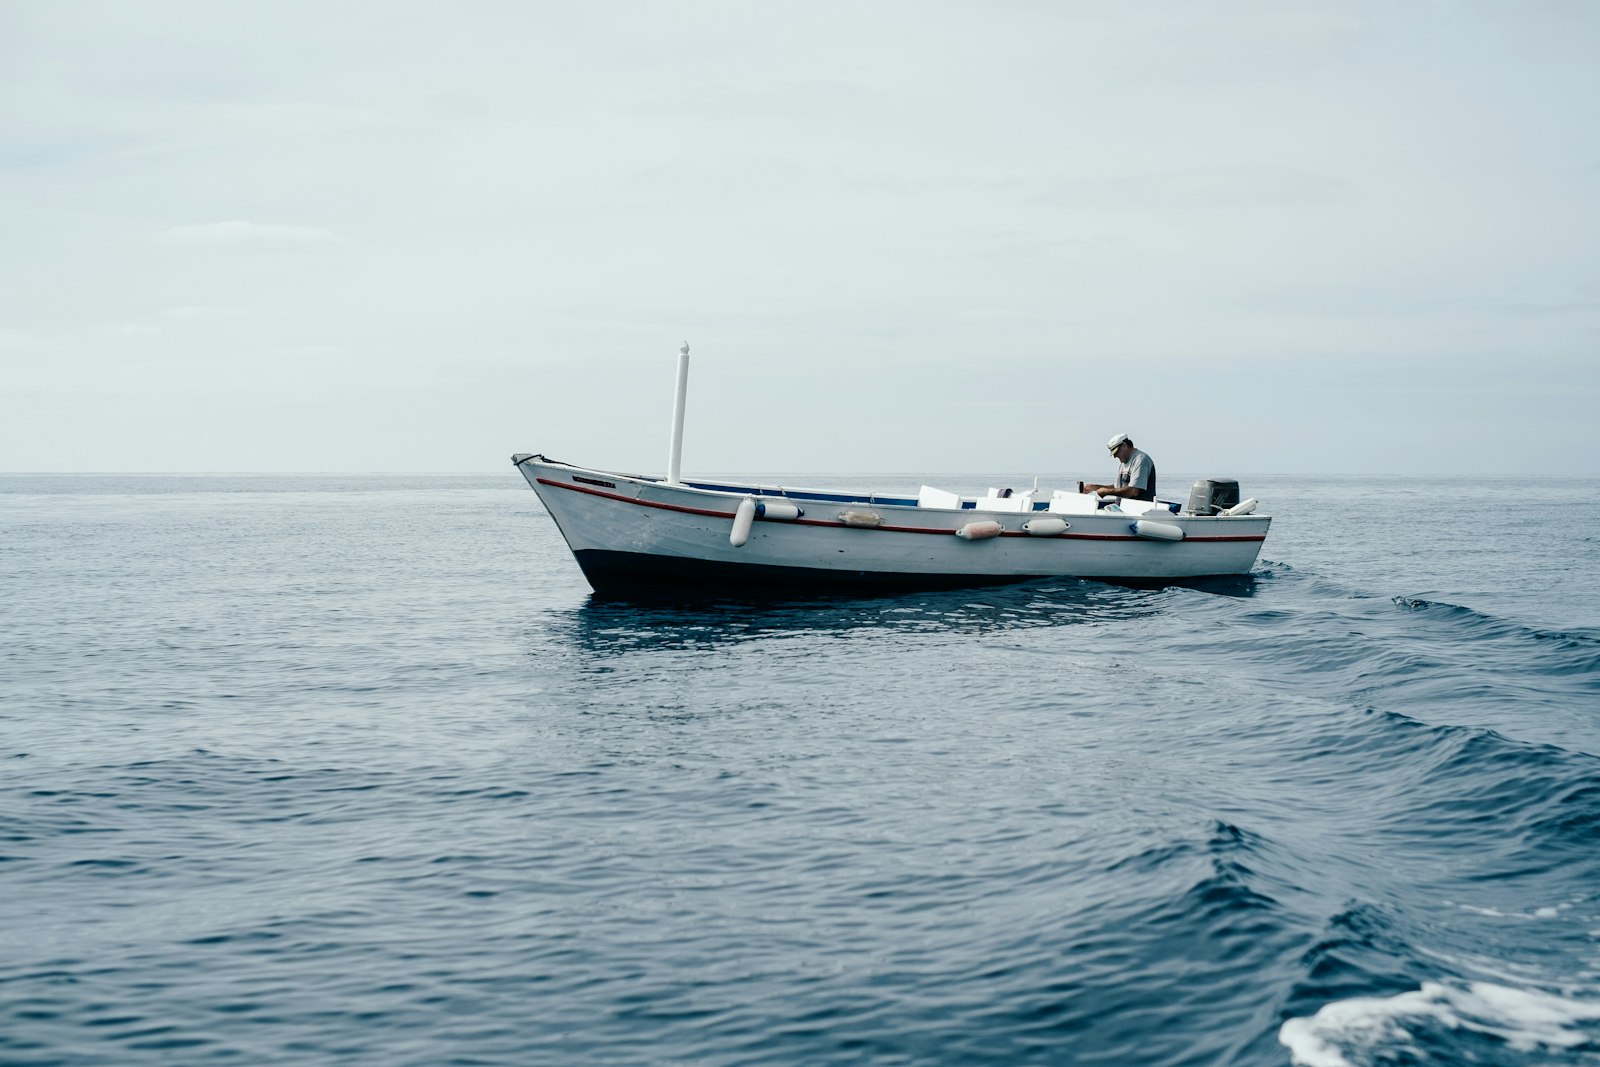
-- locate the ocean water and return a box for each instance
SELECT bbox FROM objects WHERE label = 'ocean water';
[2,472,1598,1067]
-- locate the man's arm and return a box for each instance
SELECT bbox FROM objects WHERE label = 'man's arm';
[1091,484,1147,499]
[1084,456,1154,500]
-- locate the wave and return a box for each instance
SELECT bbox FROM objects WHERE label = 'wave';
[1392,596,1600,665]
[1281,979,1600,1067]
[988,817,1311,1065]
[1154,565,1600,764]
[1272,704,1600,875]
[1271,713,1600,1065]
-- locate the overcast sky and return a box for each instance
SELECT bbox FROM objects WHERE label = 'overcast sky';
[3,2,1596,476]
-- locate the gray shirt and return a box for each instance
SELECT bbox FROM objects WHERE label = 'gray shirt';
[1115,448,1156,500]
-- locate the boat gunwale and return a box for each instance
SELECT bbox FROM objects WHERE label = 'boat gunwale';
[525,467,1269,544]
[514,453,1270,522]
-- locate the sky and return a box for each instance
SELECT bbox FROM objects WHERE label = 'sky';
[2,1,1597,476]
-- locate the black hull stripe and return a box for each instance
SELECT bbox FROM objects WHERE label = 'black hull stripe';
[572,549,1251,595]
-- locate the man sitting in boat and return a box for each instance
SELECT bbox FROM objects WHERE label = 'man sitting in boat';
[1080,433,1157,502]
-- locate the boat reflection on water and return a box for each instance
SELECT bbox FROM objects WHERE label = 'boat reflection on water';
[534,574,1262,661]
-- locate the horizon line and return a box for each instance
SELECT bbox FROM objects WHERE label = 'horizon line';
[2,470,1594,479]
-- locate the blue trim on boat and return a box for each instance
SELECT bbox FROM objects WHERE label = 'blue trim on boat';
[678,481,1052,511]
[682,480,919,507]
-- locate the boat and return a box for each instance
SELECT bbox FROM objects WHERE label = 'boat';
[513,346,1270,595]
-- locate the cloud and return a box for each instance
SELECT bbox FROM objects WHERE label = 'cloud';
[160,305,246,319]
[623,79,881,123]
[0,327,56,352]
[97,305,249,339]
[156,220,346,248]
[220,102,403,135]
[1040,167,1350,210]
[105,322,163,337]
[277,344,348,358]
[1491,283,1600,317]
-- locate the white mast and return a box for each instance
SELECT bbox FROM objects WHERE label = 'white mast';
[667,342,690,484]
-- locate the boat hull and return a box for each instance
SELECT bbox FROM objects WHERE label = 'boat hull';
[514,455,1271,595]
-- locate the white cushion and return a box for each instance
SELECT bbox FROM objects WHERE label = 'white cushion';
[917,485,964,510]
[977,492,1029,513]
[1048,491,1103,515]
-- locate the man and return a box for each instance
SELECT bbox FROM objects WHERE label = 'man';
[1080,433,1157,502]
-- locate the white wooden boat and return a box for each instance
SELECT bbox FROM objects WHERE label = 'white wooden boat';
[512,346,1270,595]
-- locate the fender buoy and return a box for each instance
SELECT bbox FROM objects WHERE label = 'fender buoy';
[1222,498,1258,516]
[955,520,1004,540]
[1022,517,1068,537]
[1130,519,1184,541]
[730,496,757,546]
[756,500,802,521]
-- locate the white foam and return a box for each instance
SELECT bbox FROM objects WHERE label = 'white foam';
[1414,945,1547,989]
[1279,980,1600,1066]
[1452,900,1569,921]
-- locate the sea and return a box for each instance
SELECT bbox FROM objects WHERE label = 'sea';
[2,472,1598,1067]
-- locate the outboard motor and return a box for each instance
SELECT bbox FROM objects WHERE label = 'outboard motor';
[1186,478,1241,516]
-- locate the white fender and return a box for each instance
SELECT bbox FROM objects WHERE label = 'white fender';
[838,509,883,528]
[730,496,757,547]
[1022,517,1068,537]
[755,500,802,521]
[955,520,1004,540]
[1222,498,1258,516]
[1131,519,1184,541]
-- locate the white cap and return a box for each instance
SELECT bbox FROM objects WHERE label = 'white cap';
[1107,432,1130,453]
